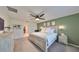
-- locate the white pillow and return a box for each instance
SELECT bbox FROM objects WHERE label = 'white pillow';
[45,27,56,34]
[40,27,46,32]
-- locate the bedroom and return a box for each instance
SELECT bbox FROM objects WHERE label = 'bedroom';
[0,6,79,52]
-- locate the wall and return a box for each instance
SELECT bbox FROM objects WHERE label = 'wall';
[28,21,37,33]
[9,18,26,26]
[9,18,37,33]
[37,13,79,45]
[0,7,10,27]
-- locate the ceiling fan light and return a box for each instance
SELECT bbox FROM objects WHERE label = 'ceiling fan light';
[36,18,39,20]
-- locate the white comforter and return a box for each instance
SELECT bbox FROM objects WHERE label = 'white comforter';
[31,32,57,41]
[29,32,57,51]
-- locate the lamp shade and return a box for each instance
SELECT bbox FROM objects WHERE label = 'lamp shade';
[59,25,65,30]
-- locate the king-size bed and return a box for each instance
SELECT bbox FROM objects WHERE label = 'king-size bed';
[29,26,58,52]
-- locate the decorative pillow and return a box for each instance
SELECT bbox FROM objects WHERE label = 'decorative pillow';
[45,27,56,34]
[40,27,46,32]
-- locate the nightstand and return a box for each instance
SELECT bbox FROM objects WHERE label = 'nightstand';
[58,33,68,44]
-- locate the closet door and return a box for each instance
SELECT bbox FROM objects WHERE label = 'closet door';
[0,18,4,30]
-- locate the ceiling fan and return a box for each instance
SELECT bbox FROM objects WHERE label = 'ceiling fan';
[29,11,45,20]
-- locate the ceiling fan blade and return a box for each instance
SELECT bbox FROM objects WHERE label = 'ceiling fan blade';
[39,14,45,17]
[30,14,36,17]
[38,11,44,15]
[39,18,45,20]
[29,11,36,16]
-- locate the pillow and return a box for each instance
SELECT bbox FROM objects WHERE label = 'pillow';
[40,27,46,32]
[45,27,56,34]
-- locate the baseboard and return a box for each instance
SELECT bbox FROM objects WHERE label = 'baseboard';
[68,43,79,48]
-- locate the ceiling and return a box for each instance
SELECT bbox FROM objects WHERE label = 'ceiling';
[0,6,79,23]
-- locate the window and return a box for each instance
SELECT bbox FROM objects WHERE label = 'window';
[0,17,4,31]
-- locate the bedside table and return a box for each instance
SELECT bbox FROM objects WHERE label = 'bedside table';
[58,33,68,44]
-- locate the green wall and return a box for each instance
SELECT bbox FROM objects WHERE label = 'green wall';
[37,13,79,45]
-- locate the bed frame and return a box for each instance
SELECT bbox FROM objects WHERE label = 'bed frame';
[29,33,57,52]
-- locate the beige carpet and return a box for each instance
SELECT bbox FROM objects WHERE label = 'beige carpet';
[14,37,41,52]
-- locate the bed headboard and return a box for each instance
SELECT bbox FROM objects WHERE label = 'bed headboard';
[46,25,58,33]
[40,25,58,33]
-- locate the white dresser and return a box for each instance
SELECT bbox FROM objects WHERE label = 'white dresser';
[58,33,68,44]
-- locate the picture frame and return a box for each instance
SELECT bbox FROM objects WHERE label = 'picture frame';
[51,21,55,25]
[47,22,50,26]
[43,22,46,27]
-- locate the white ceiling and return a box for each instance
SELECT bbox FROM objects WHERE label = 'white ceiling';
[0,6,79,23]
